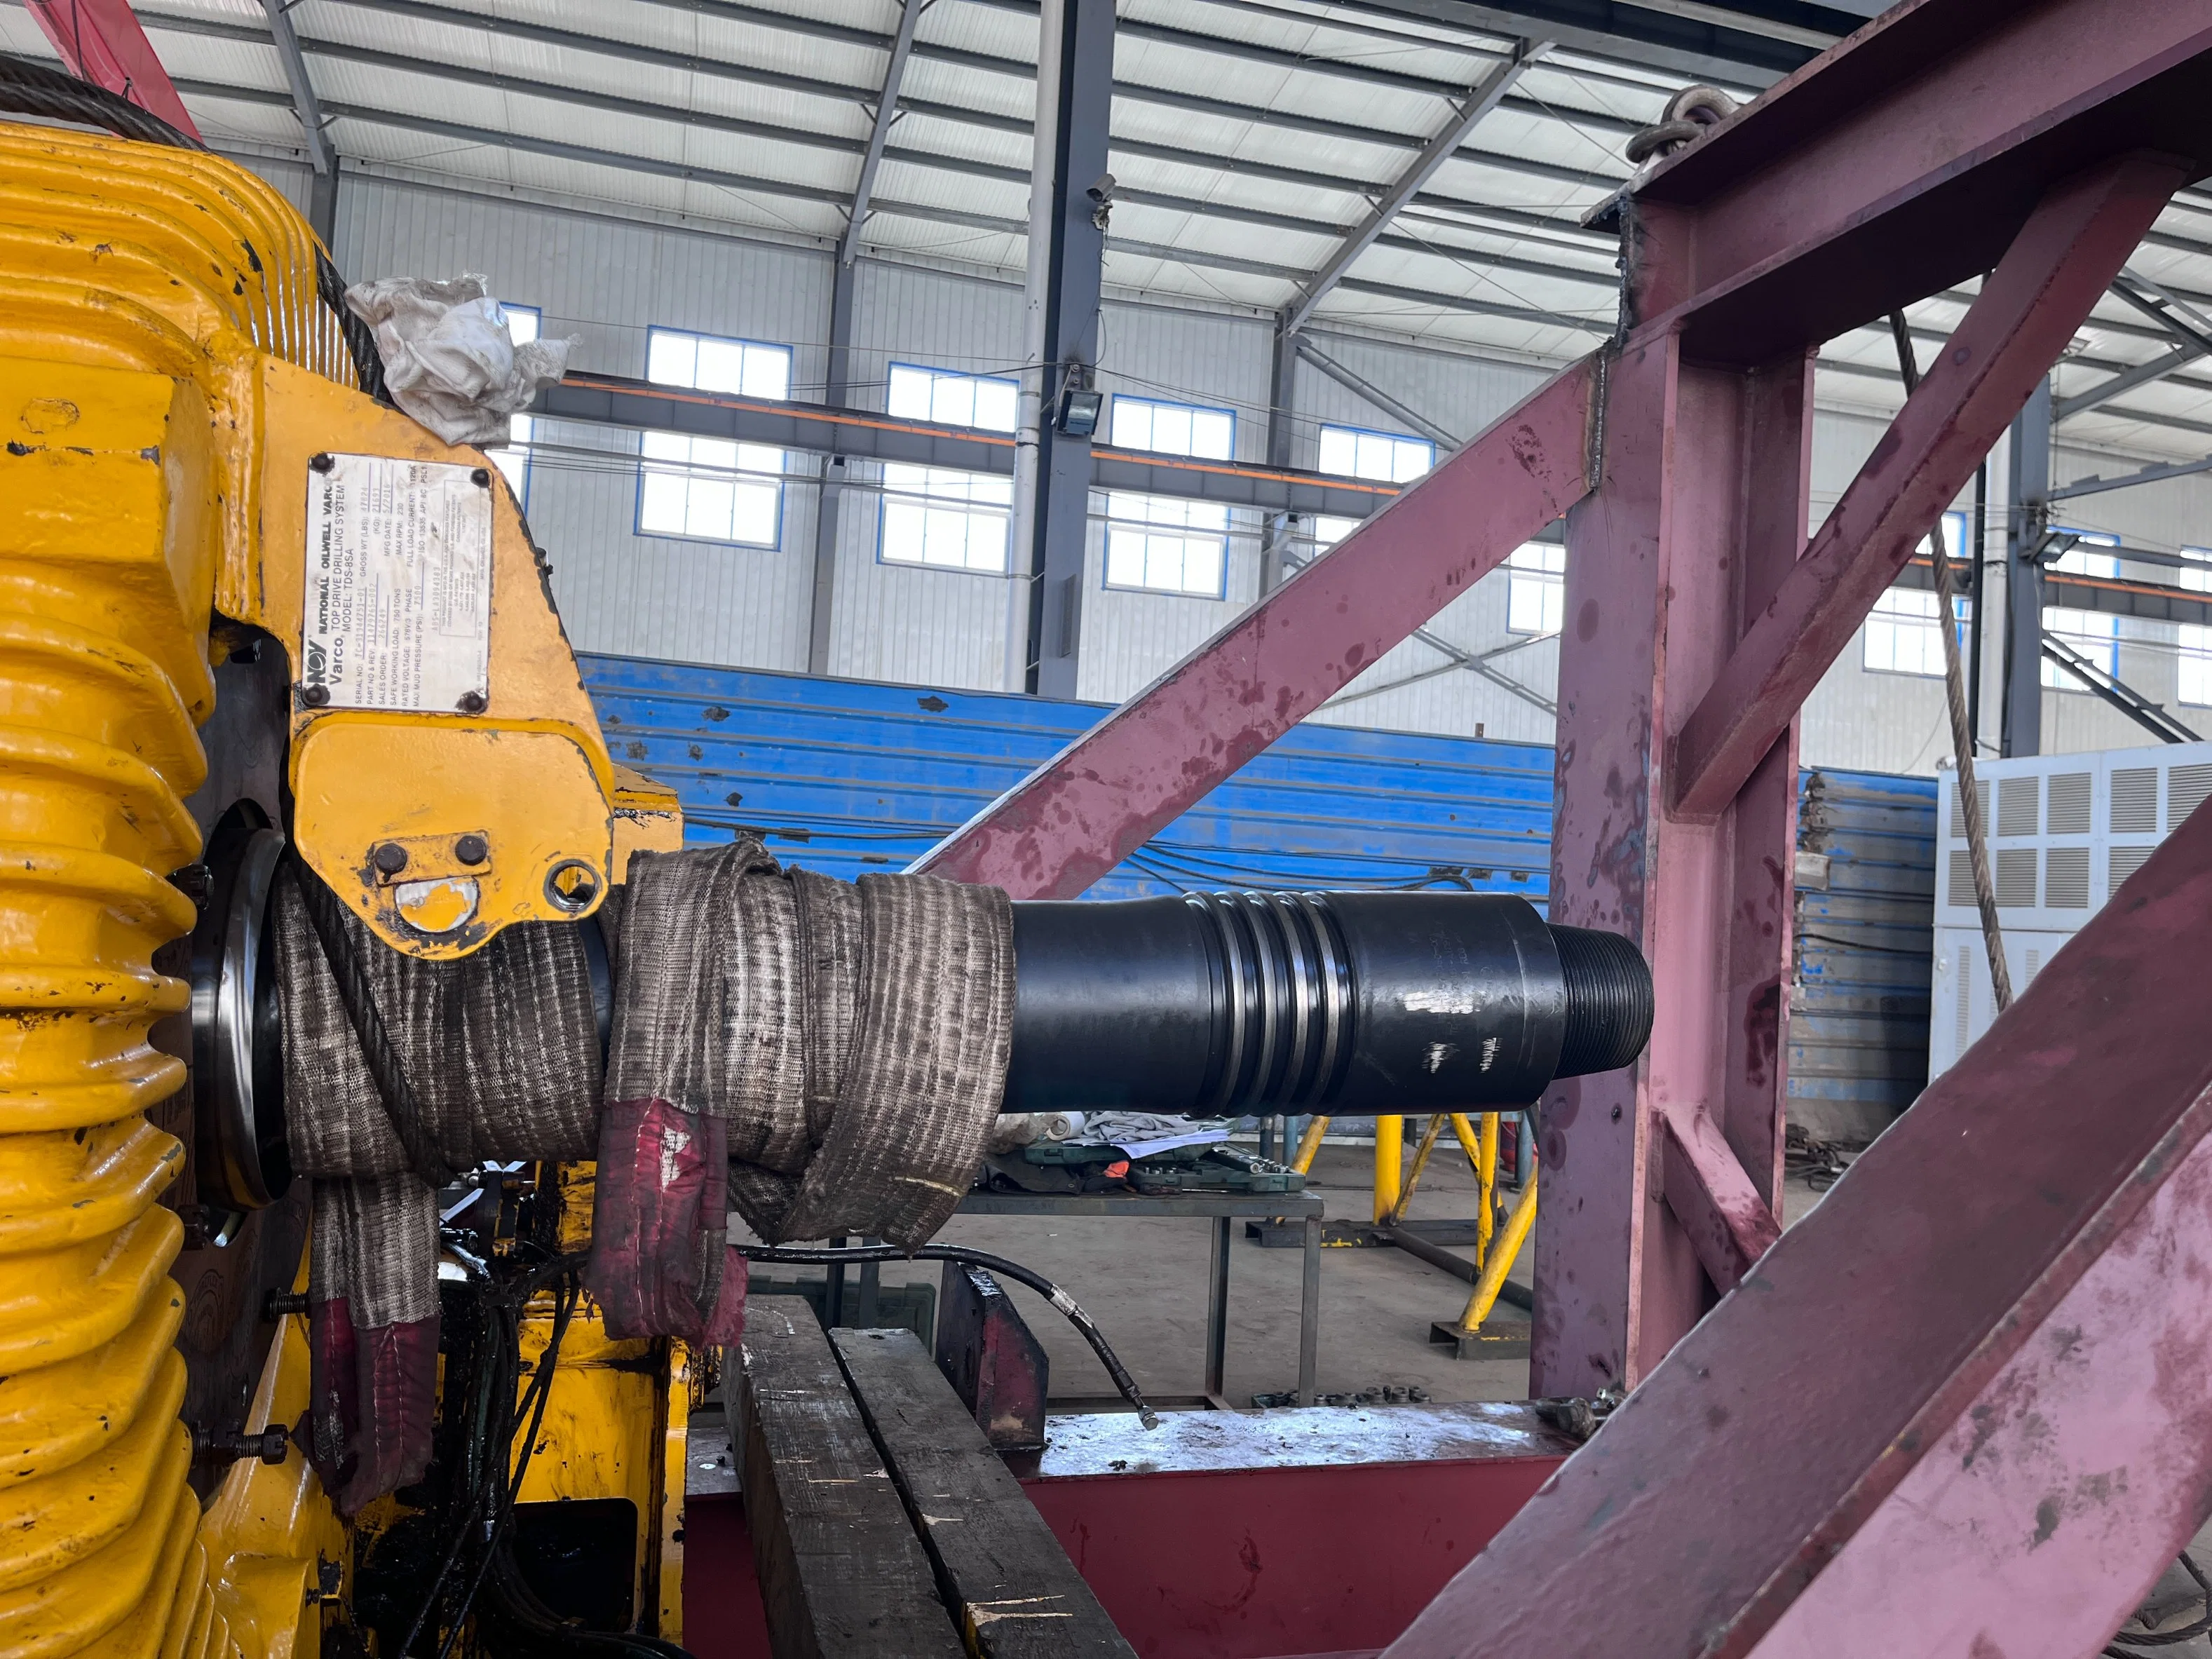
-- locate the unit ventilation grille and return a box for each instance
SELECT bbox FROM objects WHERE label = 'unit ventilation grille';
[2044,846,2090,909]
[1947,849,1973,907]
[1997,776,2039,837]
[2111,768,2159,833]
[1995,847,2037,908]
[2170,763,2212,830]
[2047,773,2092,835]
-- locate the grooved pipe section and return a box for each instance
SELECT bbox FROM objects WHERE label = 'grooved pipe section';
[1005,891,1651,1117]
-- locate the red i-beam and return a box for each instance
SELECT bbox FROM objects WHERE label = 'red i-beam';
[921,0,2212,1642]
[22,0,199,137]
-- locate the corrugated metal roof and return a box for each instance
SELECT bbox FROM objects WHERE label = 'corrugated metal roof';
[11,0,2212,455]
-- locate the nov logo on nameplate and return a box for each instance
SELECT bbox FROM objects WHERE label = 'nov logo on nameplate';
[302,454,493,712]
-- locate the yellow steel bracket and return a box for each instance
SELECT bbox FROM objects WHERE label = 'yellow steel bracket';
[234,358,635,958]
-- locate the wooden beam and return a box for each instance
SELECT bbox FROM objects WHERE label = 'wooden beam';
[736,1298,965,1659]
[834,1327,1135,1658]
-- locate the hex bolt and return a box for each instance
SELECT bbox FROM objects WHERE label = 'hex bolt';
[454,833,489,867]
[456,690,488,714]
[265,1289,310,1320]
[308,452,335,474]
[192,1423,292,1466]
[471,467,491,487]
[168,863,211,905]
[299,684,331,708]
[372,842,409,876]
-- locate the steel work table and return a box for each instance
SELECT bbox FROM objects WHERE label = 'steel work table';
[954,1189,1325,1408]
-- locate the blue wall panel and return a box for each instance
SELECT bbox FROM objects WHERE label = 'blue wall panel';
[581,654,1555,902]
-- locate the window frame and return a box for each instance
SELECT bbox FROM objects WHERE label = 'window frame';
[1859,510,1973,678]
[1106,394,1237,462]
[2042,527,2122,690]
[635,325,793,547]
[1317,421,1436,485]
[644,325,793,400]
[876,461,1014,576]
[1505,541,1566,637]
[886,362,1019,433]
[492,304,542,509]
[634,431,787,549]
[1102,492,1231,601]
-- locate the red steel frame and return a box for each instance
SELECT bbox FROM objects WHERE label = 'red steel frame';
[918,1,2212,1646]
[23,0,201,137]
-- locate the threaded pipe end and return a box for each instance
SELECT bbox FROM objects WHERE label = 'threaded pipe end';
[1551,926,1653,1078]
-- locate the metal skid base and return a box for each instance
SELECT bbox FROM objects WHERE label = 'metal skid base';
[1429,1321,1532,1362]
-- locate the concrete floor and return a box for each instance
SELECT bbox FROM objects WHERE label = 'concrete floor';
[789,1143,1833,1411]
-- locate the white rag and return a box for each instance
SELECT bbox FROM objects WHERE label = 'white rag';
[344,273,574,447]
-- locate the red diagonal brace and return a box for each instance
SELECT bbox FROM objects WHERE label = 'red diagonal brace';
[1668,149,2185,823]
[24,0,200,139]
[911,361,1596,898]
[1660,1109,1779,1296]
[1387,798,2212,1659]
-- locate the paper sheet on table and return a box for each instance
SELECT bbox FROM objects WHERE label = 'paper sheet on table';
[1108,1126,1233,1158]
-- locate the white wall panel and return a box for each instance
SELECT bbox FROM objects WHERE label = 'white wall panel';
[317,182,2212,761]
[332,175,827,673]
[827,261,1024,689]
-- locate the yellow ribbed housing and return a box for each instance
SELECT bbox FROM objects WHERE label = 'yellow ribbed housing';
[0,122,351,1659]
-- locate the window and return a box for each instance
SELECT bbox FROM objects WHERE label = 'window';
[1309,515,1356,553]
[1105,496,1227,597]
[1111,396,1233,460]
[638,435,784,546]
[888,364,1017,431]
[1506,543,1566,635]
[491,304,540,503]
[1319,424,1434,483]
[2043,529,2119,689]
[1861,511,1972,676]
[637,327,792,546]
[881,464,1010,573]
[877,367,1019,574]
[646,327,791,398]
[1104,395,1235,598]
[2179,550,2212,706]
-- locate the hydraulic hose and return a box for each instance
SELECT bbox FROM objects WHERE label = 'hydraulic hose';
[733,1242,1162,1430]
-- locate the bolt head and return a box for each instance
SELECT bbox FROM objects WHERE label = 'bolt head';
[454,833,489,867]
[309,452,335,473]
[456,689,487,714]
[299,683,330,708]
[372,841,409,875]
[1610,1104,1623,1121]
[471,467,491,487]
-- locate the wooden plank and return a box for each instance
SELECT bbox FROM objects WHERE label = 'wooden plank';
[735,1297,966,1659]
[832,1327,1136,1658]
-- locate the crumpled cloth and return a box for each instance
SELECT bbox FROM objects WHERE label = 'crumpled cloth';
[275,870,600,1513]
[344,273,574,446]
[587,839,1016,1346]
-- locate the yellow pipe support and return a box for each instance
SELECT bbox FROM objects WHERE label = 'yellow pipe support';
[1452,1170,1538,1335]
[1371,1113,1404,1224]
[1289,1115,1329,1176]
[0,118,358,1659]
[1477,1112,1500,1268]
[1386,1113,1448,1227]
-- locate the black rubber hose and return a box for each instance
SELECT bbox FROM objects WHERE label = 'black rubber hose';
[0,50,388,397]
[733,1241,1162,1430]
[287,857,456,1189]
